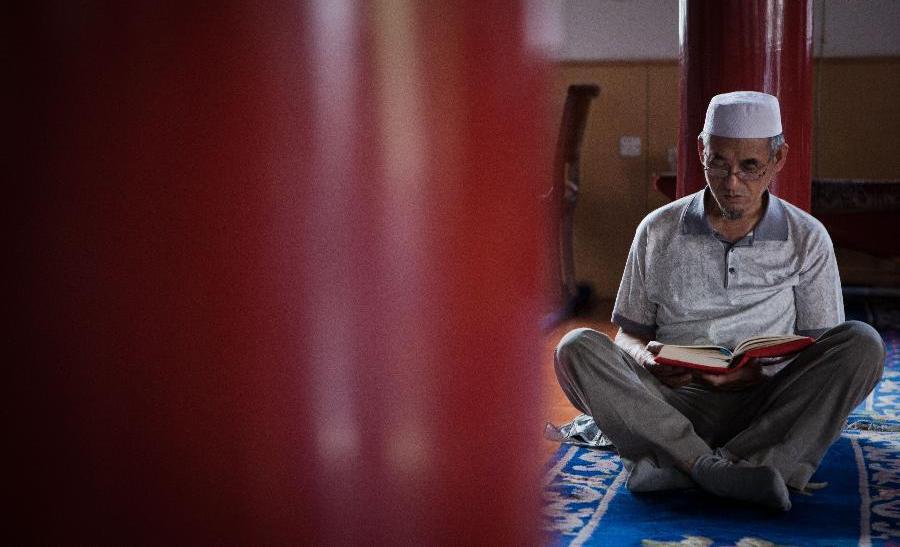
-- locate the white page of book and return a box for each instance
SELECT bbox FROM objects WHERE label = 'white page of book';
[733,335,808,355]
[657,346,731,368]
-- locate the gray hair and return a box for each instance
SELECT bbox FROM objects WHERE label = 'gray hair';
[699,132,785,158]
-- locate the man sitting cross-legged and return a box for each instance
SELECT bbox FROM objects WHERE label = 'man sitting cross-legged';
[554,91,885,511]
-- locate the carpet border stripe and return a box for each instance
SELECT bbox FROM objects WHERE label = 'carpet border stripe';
[544,445,579,486]
[571,468,628,547]
[852,436,872,547]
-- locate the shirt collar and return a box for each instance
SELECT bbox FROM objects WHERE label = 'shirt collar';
[680,188,788,241]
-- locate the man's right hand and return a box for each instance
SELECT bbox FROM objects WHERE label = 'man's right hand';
[614,328,693,389]
[643,340,693,388]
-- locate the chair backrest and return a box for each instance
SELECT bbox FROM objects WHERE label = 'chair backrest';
[552,84,600,313]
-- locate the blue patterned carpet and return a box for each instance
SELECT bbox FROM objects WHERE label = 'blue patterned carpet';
[542,330,900,546]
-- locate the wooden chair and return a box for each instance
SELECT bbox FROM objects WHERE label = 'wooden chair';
[543,84,600,329]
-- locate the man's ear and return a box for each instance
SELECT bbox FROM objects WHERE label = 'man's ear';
[773,142,789,173]
[697,136,705,164]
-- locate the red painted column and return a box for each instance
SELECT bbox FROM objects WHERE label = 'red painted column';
[677,0,814,210]
[13,2,550,544]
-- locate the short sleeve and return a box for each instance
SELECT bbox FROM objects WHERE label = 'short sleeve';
[612,220,658,338]
[794,224,844,337]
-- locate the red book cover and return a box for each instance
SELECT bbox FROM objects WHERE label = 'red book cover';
[654,337,815,374]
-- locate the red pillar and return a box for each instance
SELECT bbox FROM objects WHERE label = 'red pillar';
[13,2,550,544]
[677,0,814,210]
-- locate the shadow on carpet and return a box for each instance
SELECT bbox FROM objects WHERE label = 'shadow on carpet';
[542,330,900,546]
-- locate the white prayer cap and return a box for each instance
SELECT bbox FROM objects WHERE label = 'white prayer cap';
[702,91,782,139]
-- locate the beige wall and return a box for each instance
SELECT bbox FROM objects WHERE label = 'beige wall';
[555,58,900,298]
[815,58,900,179]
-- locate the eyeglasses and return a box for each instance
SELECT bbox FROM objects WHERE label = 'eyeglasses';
[703,160,771,182]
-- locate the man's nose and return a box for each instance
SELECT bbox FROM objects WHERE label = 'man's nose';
[722,172,741,188]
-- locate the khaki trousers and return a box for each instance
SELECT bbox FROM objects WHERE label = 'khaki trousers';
[554,321,885,489]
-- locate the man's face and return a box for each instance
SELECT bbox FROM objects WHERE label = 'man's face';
[697,135,788,220]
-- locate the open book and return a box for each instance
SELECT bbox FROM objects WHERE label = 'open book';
[653,334,815,374]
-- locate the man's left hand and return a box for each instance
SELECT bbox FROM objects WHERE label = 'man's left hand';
[697,361,767,391]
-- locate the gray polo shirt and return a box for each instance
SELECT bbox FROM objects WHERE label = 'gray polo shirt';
[612,189,844,349]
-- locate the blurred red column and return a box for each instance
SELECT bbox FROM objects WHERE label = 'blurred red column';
[677,0,813,210]
[13,1,551,544]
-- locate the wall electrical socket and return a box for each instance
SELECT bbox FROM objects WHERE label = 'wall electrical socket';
[619,136,642,157]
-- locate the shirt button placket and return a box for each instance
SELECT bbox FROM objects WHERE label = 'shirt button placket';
[728,249,737,288]
[724,247,732,288]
